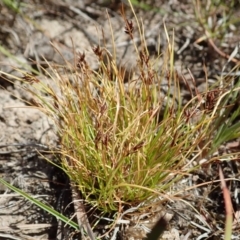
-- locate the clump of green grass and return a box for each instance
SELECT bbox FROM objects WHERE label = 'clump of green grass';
[1,0,240,227]
[26,43,187,213]
[0,7,239,240]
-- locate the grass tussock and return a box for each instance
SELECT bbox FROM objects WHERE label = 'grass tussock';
[1,3,240,221]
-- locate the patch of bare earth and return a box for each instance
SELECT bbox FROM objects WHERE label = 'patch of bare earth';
[0,0,240,239]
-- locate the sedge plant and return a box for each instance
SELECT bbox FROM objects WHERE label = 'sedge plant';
[2,16,240,213]
[1,2,240,238]
[0,18,200,214]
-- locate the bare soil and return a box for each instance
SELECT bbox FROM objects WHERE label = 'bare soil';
[0,0,240,239]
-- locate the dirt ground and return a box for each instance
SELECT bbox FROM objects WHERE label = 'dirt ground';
[0,0,240,239]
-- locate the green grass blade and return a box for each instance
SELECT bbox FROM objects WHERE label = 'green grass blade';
[0,178,79,230]
[0,45,40,75]
[1,0,21,12]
